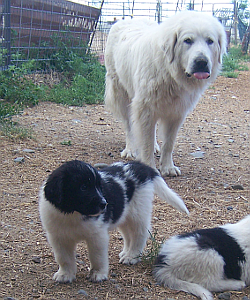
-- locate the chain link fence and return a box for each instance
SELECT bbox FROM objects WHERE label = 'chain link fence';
[0,0,242,71]
[0,0,100,70]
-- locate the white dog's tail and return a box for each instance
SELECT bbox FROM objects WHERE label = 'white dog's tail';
[153,176,189,214]
[153,265,213,300]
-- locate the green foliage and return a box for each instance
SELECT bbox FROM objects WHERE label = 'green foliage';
[0,34,106,138]
[222,45,249,78]
[141,231,163,266]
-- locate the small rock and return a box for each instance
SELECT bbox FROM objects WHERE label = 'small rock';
[143,287,148,292]
[4,298,16,300]
[78,289,88,296]
[218,292,231,300]
[231,184,244,190]
[23,149,35,153]
[227,206,233,211]
[32,256,41,264]
[14,157,25,163]
[190,151,205,159]
[227,138,234,143]
[72,119,82,123]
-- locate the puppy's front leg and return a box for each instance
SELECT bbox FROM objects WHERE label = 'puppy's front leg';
[48,234,77,283]
[86,230,109,282]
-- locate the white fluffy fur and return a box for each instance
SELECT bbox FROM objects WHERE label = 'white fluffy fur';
[105,11,227,176]
[153,216,250,300]
[39,175,188,283]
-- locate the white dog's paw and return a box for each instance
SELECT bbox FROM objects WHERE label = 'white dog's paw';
[160,165,181,177]
[88,269,108,282]
[121,148,136,159]
[53,270,76,283]
[119,253,141,265]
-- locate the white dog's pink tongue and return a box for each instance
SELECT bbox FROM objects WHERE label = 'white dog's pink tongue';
[193,72,210,79]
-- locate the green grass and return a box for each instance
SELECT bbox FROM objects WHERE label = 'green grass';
[0,37,106,138]
[221,45,250,78]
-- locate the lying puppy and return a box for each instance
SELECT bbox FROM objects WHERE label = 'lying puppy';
[153,216,250,300]
[39,160,189,283]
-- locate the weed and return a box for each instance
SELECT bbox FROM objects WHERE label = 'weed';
[61,140,72,146]
[141,230,163,266]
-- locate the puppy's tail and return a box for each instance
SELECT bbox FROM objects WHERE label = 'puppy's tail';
[153,262,213,300]
[153,176,189,214]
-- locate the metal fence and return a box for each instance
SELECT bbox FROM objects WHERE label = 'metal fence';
[0,0,100,70]
[0,0,245,71]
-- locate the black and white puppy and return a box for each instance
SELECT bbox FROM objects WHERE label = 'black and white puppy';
[39,160,189,283]
[153,216,250,300]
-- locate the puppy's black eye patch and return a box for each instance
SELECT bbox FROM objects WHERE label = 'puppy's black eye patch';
[184,38,193,45]
[207,38,214,45]
[80,184,88,191]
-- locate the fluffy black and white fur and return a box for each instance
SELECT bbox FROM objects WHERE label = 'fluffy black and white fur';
[39,160,189,283]
[153,216,250,300]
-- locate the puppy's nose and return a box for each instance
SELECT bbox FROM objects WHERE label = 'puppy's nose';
[100,199,107,210]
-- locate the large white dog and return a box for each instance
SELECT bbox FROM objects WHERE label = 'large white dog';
[105,11,227,176]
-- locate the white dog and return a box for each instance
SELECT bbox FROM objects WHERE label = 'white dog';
[153,216,250,300]
[105,11,227,176]
[39,160,188,283]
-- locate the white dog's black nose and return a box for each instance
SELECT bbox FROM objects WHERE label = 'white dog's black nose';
[193,55,209,73]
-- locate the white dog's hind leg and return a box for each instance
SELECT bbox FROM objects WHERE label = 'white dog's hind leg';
[105,75,136,158]
[154,124,160,153]
[86,230,110,282]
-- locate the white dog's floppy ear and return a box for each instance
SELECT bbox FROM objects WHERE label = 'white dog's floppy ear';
[162,33,178,63]
[218,26,227,64]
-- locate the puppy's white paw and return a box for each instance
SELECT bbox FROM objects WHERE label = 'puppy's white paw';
[234,280,246,290]
[160,165,181,177]
[53,270,76,283]
[89,269,108,282]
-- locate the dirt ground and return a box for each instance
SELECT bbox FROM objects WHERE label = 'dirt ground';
[0,69,249,300]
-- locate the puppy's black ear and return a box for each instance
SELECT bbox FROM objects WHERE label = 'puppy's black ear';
[44,174,63,206]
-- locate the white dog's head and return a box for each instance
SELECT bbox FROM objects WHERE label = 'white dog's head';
[161,11,227,84]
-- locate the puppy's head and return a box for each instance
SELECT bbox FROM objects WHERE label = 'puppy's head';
[44,160,107,216]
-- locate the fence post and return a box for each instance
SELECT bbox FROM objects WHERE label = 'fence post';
[3,0,11,68]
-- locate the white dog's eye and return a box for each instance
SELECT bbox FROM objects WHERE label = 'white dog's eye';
[207,38,214,45]
[184,38,193,45]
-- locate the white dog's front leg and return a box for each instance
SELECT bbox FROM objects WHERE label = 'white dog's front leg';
[159,117,184,177]
[86,231,110,282]
[131,101,157,168]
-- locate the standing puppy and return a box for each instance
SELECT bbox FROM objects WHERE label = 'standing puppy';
[39,160,188,283]
[153,216,250,300]
[105,11,227,176]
